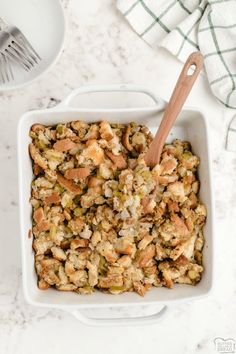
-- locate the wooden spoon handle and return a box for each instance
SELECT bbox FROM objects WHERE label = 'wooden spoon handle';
[144,52,204,167]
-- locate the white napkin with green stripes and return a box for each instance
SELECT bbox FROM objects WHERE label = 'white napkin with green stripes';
[117,0,236,109]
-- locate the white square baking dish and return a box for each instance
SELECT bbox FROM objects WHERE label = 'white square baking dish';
[18,84,214,326]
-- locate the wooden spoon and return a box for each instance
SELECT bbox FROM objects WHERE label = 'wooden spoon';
[144,51,204,168]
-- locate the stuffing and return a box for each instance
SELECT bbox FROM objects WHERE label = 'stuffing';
[29,121,206,296]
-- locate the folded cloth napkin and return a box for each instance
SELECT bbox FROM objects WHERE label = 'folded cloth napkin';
[117,0,236,109]
[226,115,236,151]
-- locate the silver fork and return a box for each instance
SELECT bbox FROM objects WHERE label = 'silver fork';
[0,53,13,83]
[0,17,41,64]
[0,30,35,71]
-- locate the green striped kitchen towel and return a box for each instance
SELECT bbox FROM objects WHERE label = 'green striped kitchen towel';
[117,0,236,109]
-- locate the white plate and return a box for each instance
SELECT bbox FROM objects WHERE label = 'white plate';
[0,0,66,90]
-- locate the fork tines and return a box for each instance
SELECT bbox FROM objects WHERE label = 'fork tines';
[17,31,41,62]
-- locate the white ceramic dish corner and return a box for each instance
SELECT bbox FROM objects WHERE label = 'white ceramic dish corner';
[17,84,215,326]
[0,0,66,91]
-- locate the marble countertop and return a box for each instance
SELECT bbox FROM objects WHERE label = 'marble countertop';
[0,0,235,353]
